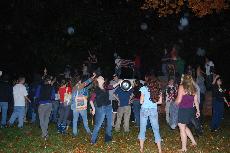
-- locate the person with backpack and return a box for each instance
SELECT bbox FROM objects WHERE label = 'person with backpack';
[35,75,55,139]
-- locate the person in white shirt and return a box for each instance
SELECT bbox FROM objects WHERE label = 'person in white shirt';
[205,57,214,90]
[8,77,31,128]
[109,74,121,127]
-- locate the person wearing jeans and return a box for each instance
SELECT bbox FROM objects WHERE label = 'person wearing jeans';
[71,74,95,136]
[0,75,12,127]
[35,76,55,139]
[164,78,178,125]
[211,76,229,131]
[91,105,112,143]
[113,87,133,132]
[132,100,141,126]
[138,74,162,153]
[9,77,31,128]
[50,100,59,123]
[0,102,9,127]
[90,75,121,144]
[108,74,120,127]
[165,77,178,128]
[71,85,91,136]
[130,79,142,127]
[57,79,71,133]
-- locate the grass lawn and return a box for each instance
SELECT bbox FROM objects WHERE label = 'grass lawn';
[0,114,229,153]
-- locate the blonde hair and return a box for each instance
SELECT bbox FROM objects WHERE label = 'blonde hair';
[181,74,197,95]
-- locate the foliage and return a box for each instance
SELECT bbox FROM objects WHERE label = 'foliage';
[142,0,230,17]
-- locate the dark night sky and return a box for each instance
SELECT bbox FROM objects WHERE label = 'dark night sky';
[0,0,230,85]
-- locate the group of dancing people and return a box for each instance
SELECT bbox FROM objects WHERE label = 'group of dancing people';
[0,59,229,153]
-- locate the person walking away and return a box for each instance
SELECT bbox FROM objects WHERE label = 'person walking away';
[57,79,71,134]
[35,76,55,139]
[113,86,133,132]
[176,74,200,152]
[8,77,31,128]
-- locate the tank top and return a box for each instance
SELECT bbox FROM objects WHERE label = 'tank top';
[95,87,111,107]
[179,94,194,109]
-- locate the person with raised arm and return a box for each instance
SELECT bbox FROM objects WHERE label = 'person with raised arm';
[90,75,121,144]
[71,73,96,137]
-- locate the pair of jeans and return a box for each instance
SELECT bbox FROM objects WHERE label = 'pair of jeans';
[165,101,171,124]
[206,75,213,91]
[132,100,141,126]
[27,102,36,123]
[211,98,224,130]
[72,109,91,135]
[24,102,29,121]
[138,107,161,143]
[169,102,178,129]
[91,105,113,144]
[0,102,8,125]
[50,100,59,122]
[9,106,25,128]
[199,93,205,123]
[115,105,131,132]
[58,103,70,126]
[38,103,52,137]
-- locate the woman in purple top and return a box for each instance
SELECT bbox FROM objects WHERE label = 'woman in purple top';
[176,74,200,152]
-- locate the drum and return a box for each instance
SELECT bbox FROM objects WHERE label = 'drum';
[120,79,132,91]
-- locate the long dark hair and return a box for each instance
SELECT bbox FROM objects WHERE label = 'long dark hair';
[145,73,161,102]
[133,79,142,98]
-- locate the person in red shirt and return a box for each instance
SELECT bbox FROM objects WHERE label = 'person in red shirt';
[57,79,72,134]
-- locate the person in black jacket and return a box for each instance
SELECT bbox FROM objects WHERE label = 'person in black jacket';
[211,75,229,132]
[35,75,55,139]
[0,74,13,128]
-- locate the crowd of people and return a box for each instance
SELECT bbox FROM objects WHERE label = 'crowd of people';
[0,48,229,153]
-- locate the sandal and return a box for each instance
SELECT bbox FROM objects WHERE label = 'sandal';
[190,143,197,148]
[178,149,187,152]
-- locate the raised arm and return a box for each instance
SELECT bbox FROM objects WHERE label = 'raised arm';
[212,74,220,85]
[90,93,96,115]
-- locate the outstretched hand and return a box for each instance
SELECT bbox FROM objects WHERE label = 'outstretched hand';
[91,72,97,79]
[196,111,200,118]
[91,108,95,115]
